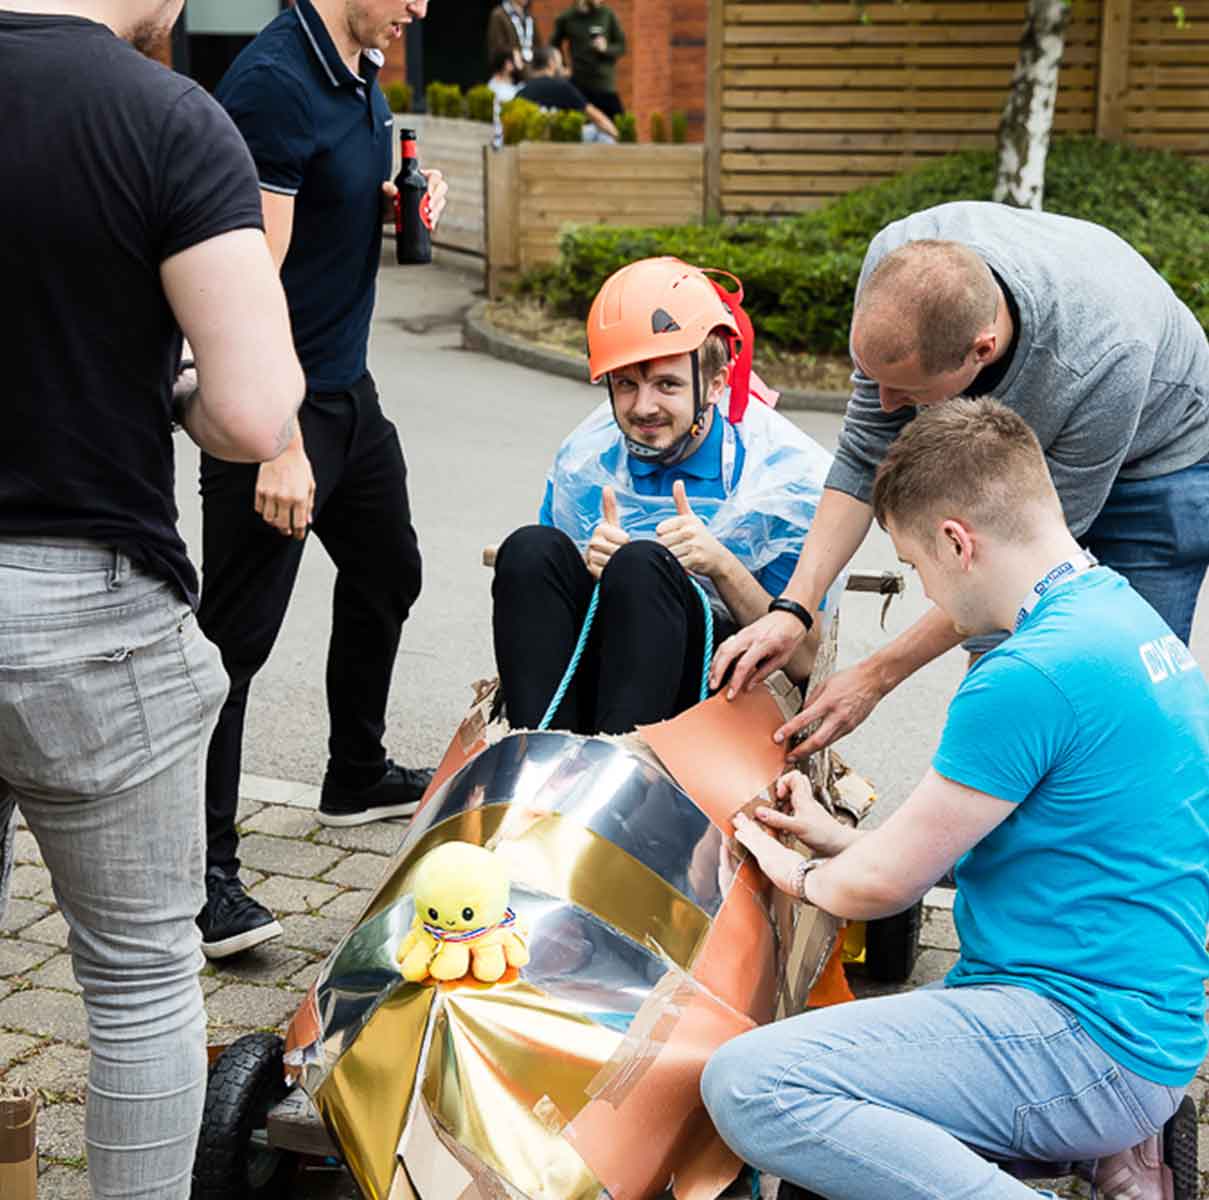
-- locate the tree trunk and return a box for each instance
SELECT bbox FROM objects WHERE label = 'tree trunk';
[993,0,1070,210]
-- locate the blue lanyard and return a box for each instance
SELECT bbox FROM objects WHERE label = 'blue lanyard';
[1014,549,1099,631]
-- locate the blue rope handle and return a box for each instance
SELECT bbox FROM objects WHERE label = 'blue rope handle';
[536,574,716,731]
[537,583,601,730]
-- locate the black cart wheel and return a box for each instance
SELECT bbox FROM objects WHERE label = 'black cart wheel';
[864,899,923,984]
[1165,1094,1199,1200]
[192,1032,298,1200]
[777,1179,827,1200]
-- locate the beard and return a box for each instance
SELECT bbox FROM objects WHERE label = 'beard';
[127,0,183,57]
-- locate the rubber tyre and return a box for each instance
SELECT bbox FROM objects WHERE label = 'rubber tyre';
[1164,1094,1198,1200]
[864,899,923,984]
[192,1032,298,1200]
[777,1179,828,1200]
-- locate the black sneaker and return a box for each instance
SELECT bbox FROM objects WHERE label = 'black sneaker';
[197,867,282,959]
[317,760,434,827]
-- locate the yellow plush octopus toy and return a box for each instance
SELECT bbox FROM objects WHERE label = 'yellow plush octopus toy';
[397,842,530,983]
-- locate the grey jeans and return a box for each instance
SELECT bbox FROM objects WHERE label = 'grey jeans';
[0,539,227,1198]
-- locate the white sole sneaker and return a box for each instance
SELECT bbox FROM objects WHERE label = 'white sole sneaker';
[201,918,283,960]
[315,801,419,827]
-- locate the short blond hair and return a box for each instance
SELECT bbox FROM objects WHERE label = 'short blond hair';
[872,398,1061,544]
[855,240,998,374]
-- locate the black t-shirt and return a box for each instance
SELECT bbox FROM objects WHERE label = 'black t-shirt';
[0,14,264,605]
[517,76,589,113]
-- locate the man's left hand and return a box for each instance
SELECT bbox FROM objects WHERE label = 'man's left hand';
[656,480,730,578]
[380,169,448,230]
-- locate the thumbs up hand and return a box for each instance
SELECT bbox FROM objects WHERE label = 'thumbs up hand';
[586,485,630,579]
[656,480,730,579]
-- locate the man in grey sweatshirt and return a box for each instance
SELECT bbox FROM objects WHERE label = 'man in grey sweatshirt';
[711,201,1209,754]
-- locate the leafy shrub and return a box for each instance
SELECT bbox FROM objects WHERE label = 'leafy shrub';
[500,97,538,145]
[649,112,667,144]
[465,84,495,124]
[615,113,637,143]
[383,82,412,114]
[514,137,1209,352]
[425,81,465,119]
[523,107,552,143]
[550,110,587,143]
[670,110,688,144]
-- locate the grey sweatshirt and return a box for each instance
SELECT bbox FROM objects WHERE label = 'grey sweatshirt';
[828,201,1209,536]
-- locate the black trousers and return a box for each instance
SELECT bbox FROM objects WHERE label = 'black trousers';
[491,526,731,735]
[577,83,624,120]
[197,373,422,873]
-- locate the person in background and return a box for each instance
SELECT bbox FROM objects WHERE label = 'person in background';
[517,45,618,142]
[487,47,519,105]
[486,0,539,78]
[0,0,304,1194]
[551,0,625,120]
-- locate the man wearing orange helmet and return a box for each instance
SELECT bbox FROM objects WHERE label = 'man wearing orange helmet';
[491,257,838,734]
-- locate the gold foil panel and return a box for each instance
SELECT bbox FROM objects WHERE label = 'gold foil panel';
[425,979,612,1200]
[315,984,436,1200]
[492,813,711,970]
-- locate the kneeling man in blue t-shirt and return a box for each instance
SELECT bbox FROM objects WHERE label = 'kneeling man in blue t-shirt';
[704,398,1209,1200]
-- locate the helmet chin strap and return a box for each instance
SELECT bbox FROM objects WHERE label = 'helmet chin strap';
[610,350,706,467]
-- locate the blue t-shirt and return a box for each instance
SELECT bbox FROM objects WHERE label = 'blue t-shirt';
[935,569,1209,1085]
[216,0,393,392]
[538,413,799,597]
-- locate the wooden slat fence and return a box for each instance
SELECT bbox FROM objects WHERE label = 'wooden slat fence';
[485,143,705,296]
[708,0,1209,217]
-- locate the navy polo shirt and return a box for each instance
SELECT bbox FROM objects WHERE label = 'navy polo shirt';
[216,0,394,392]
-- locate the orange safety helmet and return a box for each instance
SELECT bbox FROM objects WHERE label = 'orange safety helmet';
[586,257,741,383]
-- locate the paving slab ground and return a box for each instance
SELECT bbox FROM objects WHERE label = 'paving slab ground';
[2,790,1205,1200]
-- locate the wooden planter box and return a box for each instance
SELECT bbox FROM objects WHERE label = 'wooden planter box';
[485,143,707,297]
[394,114,494,258]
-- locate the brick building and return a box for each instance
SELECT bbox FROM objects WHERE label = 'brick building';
[164,1,706,144]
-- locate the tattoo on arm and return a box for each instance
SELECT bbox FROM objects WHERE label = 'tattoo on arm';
[271,414,298,459]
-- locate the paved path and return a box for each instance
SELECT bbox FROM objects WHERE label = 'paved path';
[4,259,1207,1196]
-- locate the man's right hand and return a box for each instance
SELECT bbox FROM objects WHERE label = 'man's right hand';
[752,771,859,857]
[776,660,887,759]
[255,437,315,540]
[710,609,805,698]
[585,485,628,578]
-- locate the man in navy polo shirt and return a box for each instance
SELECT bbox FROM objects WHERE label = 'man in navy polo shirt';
[196,0,449,958]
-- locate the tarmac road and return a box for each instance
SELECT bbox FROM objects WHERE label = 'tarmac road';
[172,256,1209,827]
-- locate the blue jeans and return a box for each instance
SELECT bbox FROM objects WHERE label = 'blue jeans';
[1084,462,1209,644]
[702,983,1184,1200]
[0,539,228,1198]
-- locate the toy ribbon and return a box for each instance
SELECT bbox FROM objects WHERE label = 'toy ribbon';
[423,907,517,944]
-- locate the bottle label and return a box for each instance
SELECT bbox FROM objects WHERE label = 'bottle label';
[402,140,418,159]
[419,193,434,231]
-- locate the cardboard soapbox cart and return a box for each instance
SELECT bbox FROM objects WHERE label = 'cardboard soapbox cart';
[191,572,924,1200]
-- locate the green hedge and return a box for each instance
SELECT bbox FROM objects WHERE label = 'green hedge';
[515,137,1209,353]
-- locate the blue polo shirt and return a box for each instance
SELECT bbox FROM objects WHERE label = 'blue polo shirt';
[538,414,799,596]
[215,0,393,392]
[935,569,1209,1084]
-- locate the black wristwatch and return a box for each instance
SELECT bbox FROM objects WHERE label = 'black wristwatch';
[769,596,814,632]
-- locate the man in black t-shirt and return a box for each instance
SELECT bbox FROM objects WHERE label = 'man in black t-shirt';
[0,2,303,1196]
[517,45,619,141]
[194,0,450,961]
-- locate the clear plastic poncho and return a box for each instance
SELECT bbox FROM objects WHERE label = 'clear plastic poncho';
[546,396,844,630]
